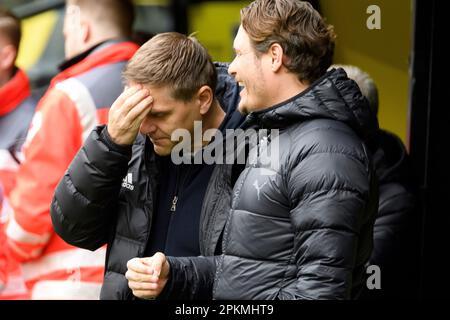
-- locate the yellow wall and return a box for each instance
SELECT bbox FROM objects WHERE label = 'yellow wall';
[188,1,251,62]
[189,1,412,143]
[16,10,59,70]
[320,0,413,144]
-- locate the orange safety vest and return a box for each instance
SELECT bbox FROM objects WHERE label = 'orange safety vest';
[0,69,35,198]
[4,41,138,299]
[1,193,29,299]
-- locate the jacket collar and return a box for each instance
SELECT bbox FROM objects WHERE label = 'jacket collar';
[241,68,379,144]
[0,68,31,117]
[373,129,410,183]
[49,39,139,88]
[58,41,106,72]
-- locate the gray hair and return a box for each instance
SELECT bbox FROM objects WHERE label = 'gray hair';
[331,64,379,115]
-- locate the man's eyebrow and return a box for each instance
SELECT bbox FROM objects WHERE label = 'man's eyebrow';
[149,108,166,115]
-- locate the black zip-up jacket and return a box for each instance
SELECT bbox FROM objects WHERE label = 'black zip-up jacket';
[50,63,243,299]
[163,68,380,300]
[361,129,418,299]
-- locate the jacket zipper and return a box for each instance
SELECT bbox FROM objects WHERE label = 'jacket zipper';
[170,196,178,212]
[169,165,191,213]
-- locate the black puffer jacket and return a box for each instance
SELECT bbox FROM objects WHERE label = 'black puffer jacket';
[361,129,418,299]
[50,63,243,299]
[166,68,379,300]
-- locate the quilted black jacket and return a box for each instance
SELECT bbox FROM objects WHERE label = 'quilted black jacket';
[165,68,379,300]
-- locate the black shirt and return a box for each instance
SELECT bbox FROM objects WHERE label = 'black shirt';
[145,108,243,257]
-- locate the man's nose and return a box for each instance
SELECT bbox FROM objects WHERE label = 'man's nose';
[228,58,237,76]
[140,117,157,134]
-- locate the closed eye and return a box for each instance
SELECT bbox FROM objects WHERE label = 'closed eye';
[149,111,167,118]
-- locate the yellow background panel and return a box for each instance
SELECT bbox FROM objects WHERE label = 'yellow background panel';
[133,0,168,5]
[320,0,413,144]
[16,9,59,70]
[188,1,251,62]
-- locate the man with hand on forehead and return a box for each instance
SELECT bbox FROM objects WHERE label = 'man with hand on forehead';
[51,32,244,299]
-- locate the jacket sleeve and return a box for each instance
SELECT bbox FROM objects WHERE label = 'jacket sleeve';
[5,90,85,262]
[0,222,6,291]
[159,255,217,300]
[1,186,7,290]
[371,183,415,267]
[51,125,132,251]
[286,137,373,300]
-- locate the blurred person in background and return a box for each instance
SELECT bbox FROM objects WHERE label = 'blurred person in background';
[0,6,36,200]
[1,183,7,293]
[0,6,35,300]
[0,181,29,299]
[334,64,418,299]
[0,0,138,299]
[0,259,4,297]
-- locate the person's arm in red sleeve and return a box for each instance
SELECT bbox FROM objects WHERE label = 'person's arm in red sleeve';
[0,186,6,290]
[0,184,11,292]
[5,89,83,262]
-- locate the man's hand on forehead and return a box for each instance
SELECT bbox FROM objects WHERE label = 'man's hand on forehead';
[107,84,154,146]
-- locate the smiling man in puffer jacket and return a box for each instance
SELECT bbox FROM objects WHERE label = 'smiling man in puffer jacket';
[130,0,379,300]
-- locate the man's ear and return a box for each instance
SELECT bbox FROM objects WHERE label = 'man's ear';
[79,18,90,44]
[197,85,214,115]
[0,45,17,71]
[269,43,284,73]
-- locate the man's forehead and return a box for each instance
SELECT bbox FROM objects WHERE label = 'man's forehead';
[233,26,248,50]
[130,82,177,107]
[127,81,157,91]
[142,83,170,95]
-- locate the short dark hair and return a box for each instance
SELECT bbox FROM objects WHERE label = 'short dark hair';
[123,32,217,102]
[0,6,21,49]
[241,0,336,83]
[68,0,134,37]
